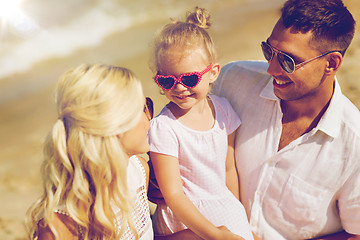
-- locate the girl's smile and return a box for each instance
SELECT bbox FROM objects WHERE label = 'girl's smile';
[157,48,219,114]
[173,92,195,99]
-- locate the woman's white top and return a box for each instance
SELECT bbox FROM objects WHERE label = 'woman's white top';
[54,155,153,239]
[113,155,153,240]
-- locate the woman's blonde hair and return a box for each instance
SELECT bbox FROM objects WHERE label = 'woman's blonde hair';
[151,6,217,73]
[26,64,144,239]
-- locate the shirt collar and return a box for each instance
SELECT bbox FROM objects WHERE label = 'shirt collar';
[260,76,278,100]
[259,76,343,138]
[316,78,342,138]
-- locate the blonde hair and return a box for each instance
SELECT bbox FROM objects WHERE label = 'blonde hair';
[151,6,217,73]
[26,64,144,239]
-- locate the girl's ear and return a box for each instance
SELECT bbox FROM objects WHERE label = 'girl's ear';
[325,52,342,75]
[209,63,220,83]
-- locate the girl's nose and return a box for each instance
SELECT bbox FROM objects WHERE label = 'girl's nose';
[173,82,187,91]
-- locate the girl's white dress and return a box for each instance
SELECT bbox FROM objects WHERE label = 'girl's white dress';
[53,155,153,240]
[149,95,254,240]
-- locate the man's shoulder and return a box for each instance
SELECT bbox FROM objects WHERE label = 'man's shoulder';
[217,60,269,87]
[341,96,360,137]
[214,60,270,97]
[221,60,269,74]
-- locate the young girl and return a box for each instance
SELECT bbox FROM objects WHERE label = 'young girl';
[149,7,254,240]
[26,64,154,240]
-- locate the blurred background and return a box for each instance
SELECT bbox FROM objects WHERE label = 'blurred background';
[0,0,359,239]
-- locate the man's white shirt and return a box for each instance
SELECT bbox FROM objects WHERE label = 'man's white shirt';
[213,60,360,239]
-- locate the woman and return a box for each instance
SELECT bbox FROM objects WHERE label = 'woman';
[26,64,154,240]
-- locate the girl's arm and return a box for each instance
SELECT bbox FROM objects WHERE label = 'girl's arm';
[225,130,240,200]
[150,152,243,240]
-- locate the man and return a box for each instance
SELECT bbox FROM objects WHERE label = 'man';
[213,0,360,239]
[150,0,360,239]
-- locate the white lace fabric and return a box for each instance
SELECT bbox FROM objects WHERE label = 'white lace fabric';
[53,155,153,240]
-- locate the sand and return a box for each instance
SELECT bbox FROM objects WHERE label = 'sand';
[0,1,359,239]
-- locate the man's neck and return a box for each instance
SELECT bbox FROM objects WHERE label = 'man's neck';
[281,80,335,123]
[277,81,335,151]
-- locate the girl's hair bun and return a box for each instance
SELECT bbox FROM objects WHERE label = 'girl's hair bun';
[186,6,211,29]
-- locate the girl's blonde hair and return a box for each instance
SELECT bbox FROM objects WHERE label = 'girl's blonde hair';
[26,64,144,239]
[151,6,217,73]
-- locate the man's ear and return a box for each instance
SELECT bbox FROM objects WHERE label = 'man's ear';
[209,63,221,83]
[325,52,342,75]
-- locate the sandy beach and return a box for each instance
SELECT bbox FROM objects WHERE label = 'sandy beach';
[0,1,359,239]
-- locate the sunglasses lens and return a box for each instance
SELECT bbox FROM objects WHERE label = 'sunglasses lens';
[277,53,295,73]
[157,77,175,90]
[261,42,273,61]
[181,74,199,88]
[145,97,154,119]
[261,41,295,73]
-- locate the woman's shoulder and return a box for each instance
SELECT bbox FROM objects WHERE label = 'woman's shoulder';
[128,155,149,191]
[37,212,79,240]
[130,155,150,182]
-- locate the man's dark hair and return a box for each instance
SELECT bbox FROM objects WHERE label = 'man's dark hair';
[281,0,355,54]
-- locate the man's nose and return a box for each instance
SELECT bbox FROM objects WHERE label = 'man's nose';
[267,53,283,76]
